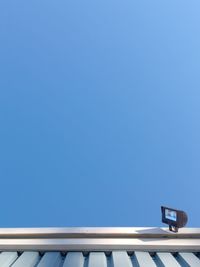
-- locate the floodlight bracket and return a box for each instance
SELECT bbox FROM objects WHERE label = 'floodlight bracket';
[169,225,178,233]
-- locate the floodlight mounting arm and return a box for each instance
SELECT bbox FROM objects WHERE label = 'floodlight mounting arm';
[169,225,178,233]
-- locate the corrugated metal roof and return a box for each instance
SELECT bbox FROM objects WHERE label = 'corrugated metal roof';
[0,228,200,266]
[0,251,200,267]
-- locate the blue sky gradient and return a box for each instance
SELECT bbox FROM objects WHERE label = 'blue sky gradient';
[0,0,200,227]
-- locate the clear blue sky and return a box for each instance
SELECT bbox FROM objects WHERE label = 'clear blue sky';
[0,0,200,227]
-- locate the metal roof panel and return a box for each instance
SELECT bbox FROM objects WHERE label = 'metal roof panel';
[0,252,18,267]
[63,252,84,267]
[0,251,198,267]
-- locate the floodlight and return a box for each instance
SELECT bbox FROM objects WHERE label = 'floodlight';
[161,206,188,232]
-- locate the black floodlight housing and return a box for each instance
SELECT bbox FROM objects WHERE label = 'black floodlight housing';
[161,206,188,232]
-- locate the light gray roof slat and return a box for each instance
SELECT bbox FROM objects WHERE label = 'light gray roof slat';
[178,252,200,266]
[134,252,156,267]
[63,252,84,267]
[112,251,132,267]
[37,252,62,267]
[156,252,181,267]
[11,251,40,267]
[0,252,18,267]
[88,252,107,267]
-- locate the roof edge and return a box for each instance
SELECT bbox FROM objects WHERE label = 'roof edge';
[0,237,200,252]
[0,227,199,239]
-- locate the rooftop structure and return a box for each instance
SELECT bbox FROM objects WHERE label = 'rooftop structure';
[0,227,199,266]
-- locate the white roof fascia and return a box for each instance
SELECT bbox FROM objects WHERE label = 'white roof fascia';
[0,227,199,252]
